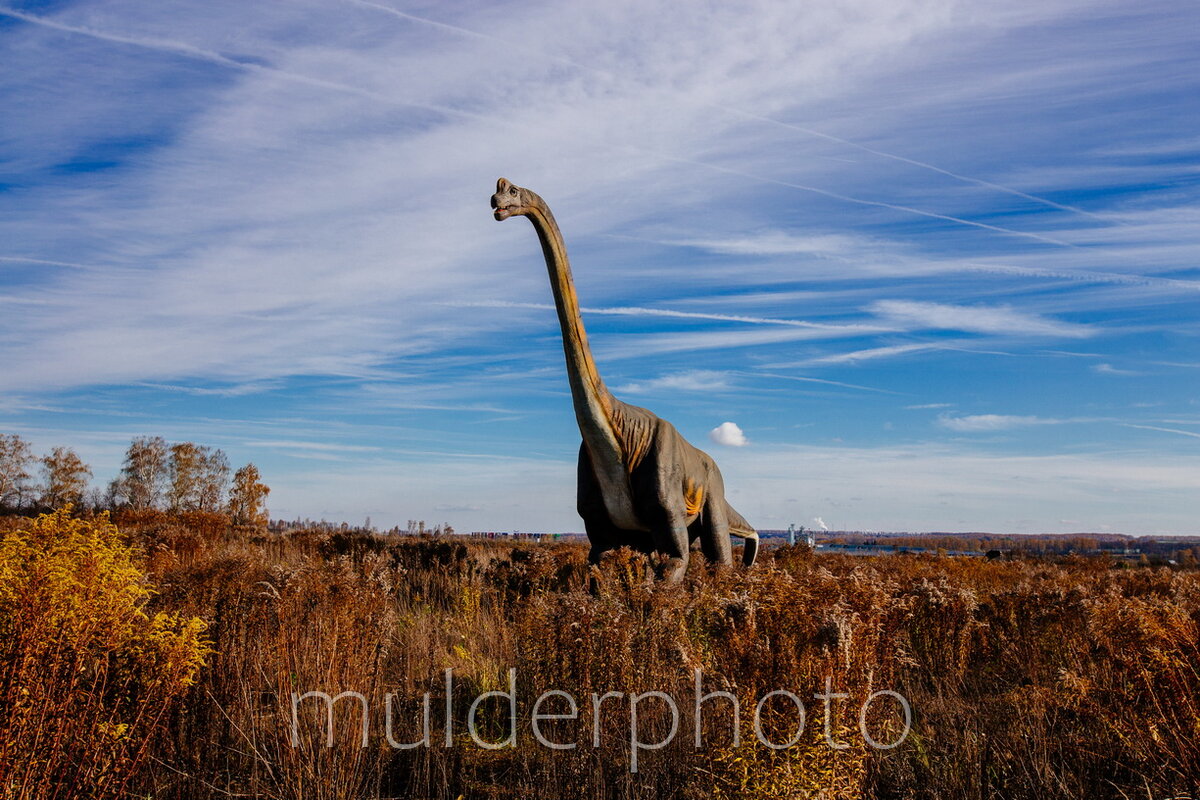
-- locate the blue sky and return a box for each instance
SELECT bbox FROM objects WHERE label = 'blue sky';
[1,0,1197,534]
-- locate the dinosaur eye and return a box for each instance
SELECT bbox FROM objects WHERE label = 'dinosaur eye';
[509,186,517,195]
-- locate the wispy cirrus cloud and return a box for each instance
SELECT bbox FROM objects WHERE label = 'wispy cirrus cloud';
[870,300,1095,338]
[937,413,1064,432]
[135,380,283,397]
[2,0,1198,533]
[1120,424,1200,441]
[784,343,945,367]
[250,440,384,453]
[599,326,883,360]
[616,370,733,394]
[1092,363,1140,376]
[668,231,869,257]
[442,300,893,332]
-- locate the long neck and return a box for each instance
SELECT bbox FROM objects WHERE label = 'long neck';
[523,198,646,532]
[526,202,615,433]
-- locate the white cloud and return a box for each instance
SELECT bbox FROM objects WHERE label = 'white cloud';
[445,300,885,331]
[599,325,883,361]
[1092,363,1140,376]
[617,370,732,394]
[1121,424,1200,441]
[251,440,383,453]
[0,0,994,392]
[672,231,866,257]
[3,0,1200,536]
[800,343,943,366]
[748,371,900,394]
[870,300,1094,338]
[937,413,1061,432]
[709,421,748,447]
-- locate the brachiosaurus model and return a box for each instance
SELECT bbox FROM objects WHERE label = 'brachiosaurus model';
[491,178,758,581]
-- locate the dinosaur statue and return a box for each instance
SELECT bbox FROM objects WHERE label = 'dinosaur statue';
[490,177,758,581]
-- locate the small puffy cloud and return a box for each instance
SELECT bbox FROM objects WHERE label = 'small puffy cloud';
[937,413,1058,432]
[709,421,748,447]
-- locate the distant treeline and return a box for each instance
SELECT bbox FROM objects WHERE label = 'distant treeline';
[0,433,269,525]
[265,518,455,536]
[811,530,1200,561]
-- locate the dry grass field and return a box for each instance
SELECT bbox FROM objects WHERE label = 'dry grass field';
[2,510,1198,799]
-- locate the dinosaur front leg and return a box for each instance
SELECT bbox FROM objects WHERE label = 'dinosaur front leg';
[645,429,691,583]
[577,442,618,565]
[652,519,690,583]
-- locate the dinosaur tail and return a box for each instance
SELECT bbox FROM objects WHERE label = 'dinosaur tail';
[724,500,759,568]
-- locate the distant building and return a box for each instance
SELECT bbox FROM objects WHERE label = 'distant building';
[787,524,816,548]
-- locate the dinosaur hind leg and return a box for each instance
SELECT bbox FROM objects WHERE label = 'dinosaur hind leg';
[724,500,759,567]
[699,491,734,567]
[739,532,759,567]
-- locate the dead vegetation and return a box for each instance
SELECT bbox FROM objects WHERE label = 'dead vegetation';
[2,511,1197,799]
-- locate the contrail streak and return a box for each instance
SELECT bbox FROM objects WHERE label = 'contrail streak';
[343,1,1106,225]
[961,262,1200,291]
[441,300,894,333]
[1121,423,1200,440]
[739,371,903,395]
[0,5,481,121]
[0,255,99,269]
[648,154,1079,248]
[343,0,499,44]
[767,343,946,368]
[5,3,1082,248]
[719,107,1108,221]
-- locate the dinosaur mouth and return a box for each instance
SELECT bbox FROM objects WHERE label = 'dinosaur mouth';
[493,206,514,220]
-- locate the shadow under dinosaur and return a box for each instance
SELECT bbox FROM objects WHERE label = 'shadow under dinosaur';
[491,178,758,581]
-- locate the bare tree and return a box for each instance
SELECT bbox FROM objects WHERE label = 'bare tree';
[168,442,202,512]
[40,447,92,509]
[196,448,230,512]
[112,436,169,509]
[169,443,230,512]
[0,434,35,511]
[228,463,270,527]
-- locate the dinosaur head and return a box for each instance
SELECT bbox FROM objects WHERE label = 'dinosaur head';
[491,177,535,221]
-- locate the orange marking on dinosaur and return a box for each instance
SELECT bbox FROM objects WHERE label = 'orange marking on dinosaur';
[684,480,705,517]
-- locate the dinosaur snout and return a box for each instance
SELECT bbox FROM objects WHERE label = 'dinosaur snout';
[491,177,518,220]
[491,197,512,221]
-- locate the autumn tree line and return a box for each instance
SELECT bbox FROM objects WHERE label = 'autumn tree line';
[0,433,269,526]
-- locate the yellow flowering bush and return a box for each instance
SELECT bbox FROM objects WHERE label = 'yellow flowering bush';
[0,509,209,800]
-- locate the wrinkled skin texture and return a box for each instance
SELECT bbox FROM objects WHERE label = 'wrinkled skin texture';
[491,178,757,582]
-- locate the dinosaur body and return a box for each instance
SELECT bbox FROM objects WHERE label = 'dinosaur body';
[491,178,758,581]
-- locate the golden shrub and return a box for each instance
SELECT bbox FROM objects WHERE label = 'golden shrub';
[0,508,208,800]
